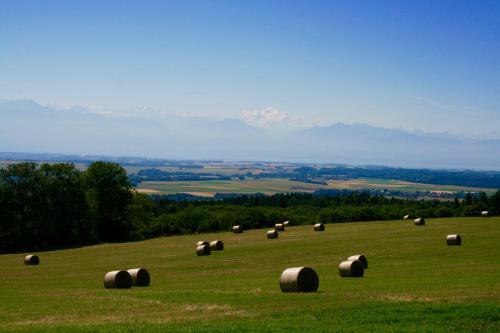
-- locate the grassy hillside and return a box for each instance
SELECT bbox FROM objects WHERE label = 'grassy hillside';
[0,217,498,332]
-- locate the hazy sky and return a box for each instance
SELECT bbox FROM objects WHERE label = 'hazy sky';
[1,0,500,138]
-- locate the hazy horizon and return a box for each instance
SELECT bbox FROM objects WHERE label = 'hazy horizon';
[1,1,500,169]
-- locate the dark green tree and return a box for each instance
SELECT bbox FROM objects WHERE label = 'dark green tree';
[0,162,46,250]
[39,163,88,246]
[126,192,155,239]
[84,162,133,242]
[0,183,19,253]
[490,190,500,214]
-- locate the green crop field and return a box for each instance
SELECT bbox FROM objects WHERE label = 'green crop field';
[0,217,499,332]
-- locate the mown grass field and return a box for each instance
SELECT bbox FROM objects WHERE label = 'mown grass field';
[136,177,494,196]
[0,217,499,332]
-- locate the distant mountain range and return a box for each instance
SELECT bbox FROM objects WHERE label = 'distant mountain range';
[1,99,499,170]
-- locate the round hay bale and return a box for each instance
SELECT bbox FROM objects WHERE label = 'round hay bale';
[103,270,132,289]
[481,210,489,217]
[446,234,462,246]
[414,218,426,225]
[197,241,209,247]
[24,254,39,265]
[275,223,285,232]
[127,268,151,286]
[267,230,279,239]
[209,240,224,251]
[347,254,368,269]
[338,260,364,277]
[403,214,410,220]
[283,220,290,226]
[196,244,211,256]
[279,267,319,292]
[314,223,325,231]
[232,225,243,233]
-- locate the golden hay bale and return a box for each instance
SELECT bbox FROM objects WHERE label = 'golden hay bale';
[446,234,462,246]
[481,211,489,217]
[127,268,151,286]
[196,244,211,256]
[283,220,290,226]
[314,223,325,231]
[403,214,410,220]
[197,241,209,247]
[414,218,426,225]
[267,230,279,239]
[103,270,132,289]
[279,267,319,292]
[209,240,224,251]
[24,254,39,265]
[338,260,364,277]
[232,225,243,233]
[347,254,368,269]
[275,223,285,232]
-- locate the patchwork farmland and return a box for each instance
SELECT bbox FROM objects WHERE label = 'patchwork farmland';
[135,178,494,197]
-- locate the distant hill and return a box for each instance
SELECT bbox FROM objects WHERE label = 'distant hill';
[1,99,499,169]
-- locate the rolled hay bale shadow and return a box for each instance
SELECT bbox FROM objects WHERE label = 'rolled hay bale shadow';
[403,214,410,220]
[24,254,39,265]
[197,241,209,247]
[267,230,279,239]
[209,240,224,251]
[103,270,132,289]
[347,254,368,269]
[280,267,319,292]
[232,225,243,233]
[338,260,364,277]
[196,244,211,256]
[275,223,285,232]
[283,220,290,226]
[127,268,151,286]
[414,218,426,225]
[446,234,462,246]
[314,223,325,231]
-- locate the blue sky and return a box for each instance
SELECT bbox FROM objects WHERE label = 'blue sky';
[1,0,499,138]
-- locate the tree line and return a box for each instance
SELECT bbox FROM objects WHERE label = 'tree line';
[1,162,499,253]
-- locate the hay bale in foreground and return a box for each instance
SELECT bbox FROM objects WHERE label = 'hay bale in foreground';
[209,240,224,251]
[267,230,278,239]
[275,223,285,232]
[197,241,209,247]
[232,225,243,233]
[127,268,151,286]
[283,220,290,226]
[24,254,39,265]
[403,214,410,220]
[481,211,489,217]
[279,267,319,292]
[347,254,368,269]
[338,260,364,277]
[414,218,426,225]
[446,234,462,246]
[103,270,132,289]
[196,244,211,256]
[314,223,325,231]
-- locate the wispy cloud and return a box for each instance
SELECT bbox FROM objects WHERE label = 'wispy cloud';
[414,96,452,111]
